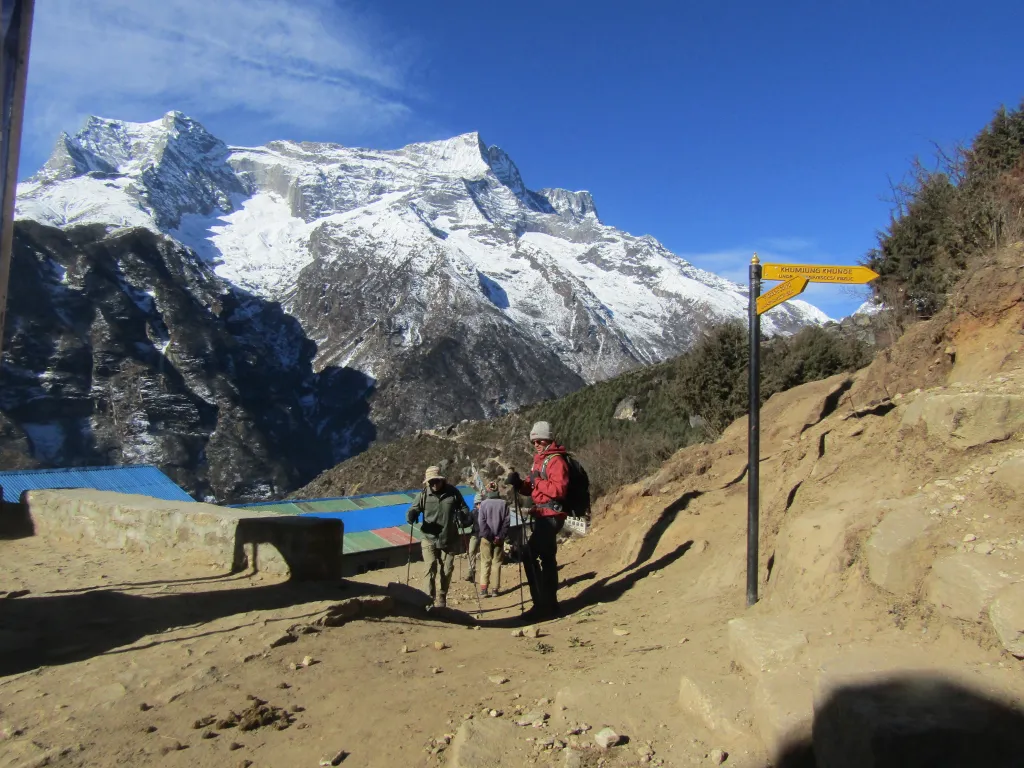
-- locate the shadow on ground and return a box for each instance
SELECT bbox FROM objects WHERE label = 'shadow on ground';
[771,675,1024,768]
[0,577,395,677]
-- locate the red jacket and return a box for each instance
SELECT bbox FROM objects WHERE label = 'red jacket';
[517,443,569,518]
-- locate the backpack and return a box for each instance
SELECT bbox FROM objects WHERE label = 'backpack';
[541,452,591,518]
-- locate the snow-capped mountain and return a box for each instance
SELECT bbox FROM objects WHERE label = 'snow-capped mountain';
[12,112,829,480]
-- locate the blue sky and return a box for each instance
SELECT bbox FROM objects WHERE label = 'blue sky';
[21,0,1024,318]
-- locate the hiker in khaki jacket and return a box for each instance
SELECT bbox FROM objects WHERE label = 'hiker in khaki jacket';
[406,466,470,610]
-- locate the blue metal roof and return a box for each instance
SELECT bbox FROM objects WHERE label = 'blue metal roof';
[232,486,478,533]
[0,465,195,503]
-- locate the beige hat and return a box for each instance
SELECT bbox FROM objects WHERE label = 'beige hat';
[529,421,553,441]
[424,466,444,483]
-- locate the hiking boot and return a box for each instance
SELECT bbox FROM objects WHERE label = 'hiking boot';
[481,589,492,598]
[487,589,498,598]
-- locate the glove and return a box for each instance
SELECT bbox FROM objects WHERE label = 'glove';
[505,471,521,489]
[406,510,418,526]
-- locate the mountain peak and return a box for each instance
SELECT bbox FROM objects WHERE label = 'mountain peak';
[539,188,600,221]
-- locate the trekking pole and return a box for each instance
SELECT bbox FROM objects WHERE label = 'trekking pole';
[405,523,414,586]
[513,490,525,615]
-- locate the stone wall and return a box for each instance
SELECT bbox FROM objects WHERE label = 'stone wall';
[24,489,343,580]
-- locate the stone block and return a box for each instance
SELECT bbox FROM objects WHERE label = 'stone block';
[752,667,815,761]
[925,553,1024,621]
[900,392,1024,449]
[678,668,756,745]
[25,489,343,580]
[865,498,936,595]
[989,583,1024,658]
[728,616,808,676]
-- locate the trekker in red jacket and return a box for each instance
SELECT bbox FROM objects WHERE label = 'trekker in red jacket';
[506,421,568,620]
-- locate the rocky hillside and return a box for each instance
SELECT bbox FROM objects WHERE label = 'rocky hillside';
[0,221,373,503]
[17,113,828,448]
[292,322,873,500]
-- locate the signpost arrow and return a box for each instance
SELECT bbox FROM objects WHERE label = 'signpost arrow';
[762,263,879,284]
[745,255,878,608]
[756,276,808,316]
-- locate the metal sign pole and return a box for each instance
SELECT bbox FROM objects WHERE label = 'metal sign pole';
[0,0,35,359]
[747,253,761,607]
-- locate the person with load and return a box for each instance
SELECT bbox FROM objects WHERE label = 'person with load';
[475,480,510,597]
[506,421,569,619]
[406,466,470,610]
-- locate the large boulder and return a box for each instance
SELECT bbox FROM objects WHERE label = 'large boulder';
[900,392,1024,448]
[989,583,1024,658]
[864,497,937,595]
[925,553,1024,621]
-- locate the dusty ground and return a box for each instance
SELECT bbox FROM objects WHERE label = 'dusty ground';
[0,519,746,768]
[3,245,1024,768]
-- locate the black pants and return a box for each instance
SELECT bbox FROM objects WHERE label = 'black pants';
[525,514,564,614]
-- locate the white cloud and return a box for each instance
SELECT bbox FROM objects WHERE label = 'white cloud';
[23,0,417,166]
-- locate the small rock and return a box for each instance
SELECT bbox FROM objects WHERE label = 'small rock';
[489,675,510,685]
[489,709,502,717]
[159,741,187,755]
[240,653,259,663]
[976,542,995,555]
[238,761,253,768]
[400,645,410,653]
[511,629,525,638]
[320,749,348,766]
[709,748,728,764]
[139,702,152,712]
[678,637,689,645]
[523,626,542,639]
[538,697,551,706]
[612,628,630,637]
[302,655,318,667]
[201,730,217,740]
[432,667,443,674]
[963,533,978,542]
[564,749,584,768]
[595,727,621,749]
[515,710,548,727]
[143,725,157,734]
[228,742,243,751]
[434,641,449,651]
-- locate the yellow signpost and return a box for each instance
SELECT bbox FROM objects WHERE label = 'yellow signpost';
[745,254,878,608]
[756,276,808,316]
[761,263,879,284]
